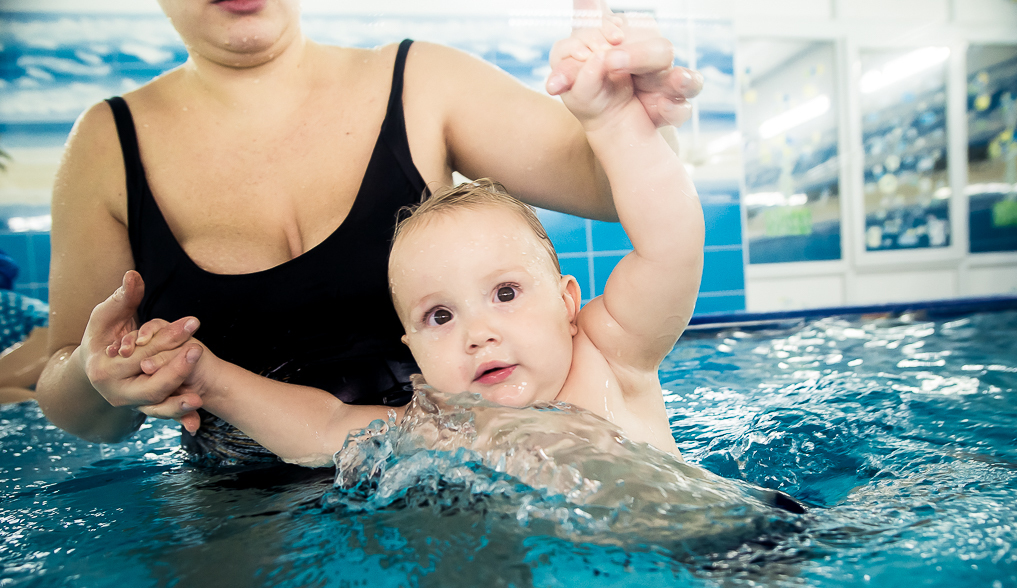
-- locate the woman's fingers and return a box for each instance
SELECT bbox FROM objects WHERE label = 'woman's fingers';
[639,94,694,128]
[605,38,674,75]
[102,342,200,409]
[139,344,201,375]
[633,66,704,101]
[179,411,201,434]
[138,393,203,434]
[87,271,144,346]
[129,317,200,369]
[144,343,202,387]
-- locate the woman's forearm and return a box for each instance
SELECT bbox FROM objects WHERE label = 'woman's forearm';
[35,345,145,443]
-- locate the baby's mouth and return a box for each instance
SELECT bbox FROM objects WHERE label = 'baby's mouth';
[473,363,517,385]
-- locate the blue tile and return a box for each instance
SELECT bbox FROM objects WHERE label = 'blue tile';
[558,257,591,301]
[700,249,745,293]
[0,233,31,284]
[537,209,587,254]
[591,220,632,252]
[693,294,746,316]
[703,203,743,247]
[593,254,626,300]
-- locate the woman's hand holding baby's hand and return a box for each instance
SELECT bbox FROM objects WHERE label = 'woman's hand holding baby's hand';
[114,316,207,434]
[82,272,199,418]
[546,0,702,128]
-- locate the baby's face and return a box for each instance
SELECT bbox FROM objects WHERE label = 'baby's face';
[390,206,578,407]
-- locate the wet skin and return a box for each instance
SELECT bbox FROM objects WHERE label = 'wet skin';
[389,206,580,408]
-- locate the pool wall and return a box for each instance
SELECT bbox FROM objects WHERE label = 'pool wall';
[1,0,1016,316]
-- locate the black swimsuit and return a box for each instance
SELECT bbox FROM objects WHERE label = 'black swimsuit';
[106,39,425,464]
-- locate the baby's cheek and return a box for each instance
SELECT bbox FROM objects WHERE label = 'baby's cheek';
[413,343,460,391]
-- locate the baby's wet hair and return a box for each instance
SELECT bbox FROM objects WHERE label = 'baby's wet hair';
[393,178,561,275]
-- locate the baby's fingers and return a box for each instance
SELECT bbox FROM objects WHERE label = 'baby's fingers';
[118,330,139,358]
[138,395,203,434]
[135,318,172,347]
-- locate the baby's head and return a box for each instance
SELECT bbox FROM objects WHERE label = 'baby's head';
[389,179,581,406]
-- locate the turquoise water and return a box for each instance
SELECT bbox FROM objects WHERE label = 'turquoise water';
[2,310,1016,587]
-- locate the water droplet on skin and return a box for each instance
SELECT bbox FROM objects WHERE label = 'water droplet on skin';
[182,106,188,111]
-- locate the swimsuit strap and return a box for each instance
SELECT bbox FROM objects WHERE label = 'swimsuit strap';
[105,96,149,266]
[380,39,427,202]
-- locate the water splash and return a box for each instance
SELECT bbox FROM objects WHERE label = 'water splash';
[326,377,804,551]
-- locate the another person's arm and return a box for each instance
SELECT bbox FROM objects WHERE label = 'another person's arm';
[407,0,701,222]
[0,327,48,403]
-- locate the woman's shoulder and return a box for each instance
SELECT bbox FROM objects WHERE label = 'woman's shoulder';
[401,40,496,76]
[54,97,130,222]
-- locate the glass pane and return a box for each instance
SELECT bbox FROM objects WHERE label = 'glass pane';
[740,40,841,264]
[966,44,1017,253]
[860,47,950,252]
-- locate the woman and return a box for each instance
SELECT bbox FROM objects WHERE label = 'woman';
[34,0,701,463]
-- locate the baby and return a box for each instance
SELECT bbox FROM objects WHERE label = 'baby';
[113,44,704,466]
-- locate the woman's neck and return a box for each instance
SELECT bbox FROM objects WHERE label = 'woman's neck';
[179,33,318,114]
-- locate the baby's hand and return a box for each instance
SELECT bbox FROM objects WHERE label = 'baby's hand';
[108,317,191,361]
[109,316,206,434]
[547,0,701,129]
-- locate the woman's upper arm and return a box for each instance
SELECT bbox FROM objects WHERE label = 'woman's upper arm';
[47,101,136,355]
[404,42,615,220]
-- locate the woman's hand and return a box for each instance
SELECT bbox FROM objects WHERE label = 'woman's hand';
[113,313,208,433]
[546,0,703,128]
[79,271,201,421]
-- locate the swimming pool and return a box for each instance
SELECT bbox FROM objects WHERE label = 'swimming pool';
[2,307,1016,587]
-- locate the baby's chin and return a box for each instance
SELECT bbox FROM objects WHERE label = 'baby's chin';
[477,382,541,407]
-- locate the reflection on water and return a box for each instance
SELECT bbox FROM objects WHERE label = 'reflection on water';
[2,310,1017,587]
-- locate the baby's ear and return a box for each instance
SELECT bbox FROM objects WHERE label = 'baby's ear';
[560,274,582,335]
[401,334,409,346]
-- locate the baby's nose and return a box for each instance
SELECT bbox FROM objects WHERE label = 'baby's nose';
[465,317,499,350]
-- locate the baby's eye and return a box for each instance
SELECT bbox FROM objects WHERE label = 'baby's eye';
[496,285,517,302]
[426,308,453,326]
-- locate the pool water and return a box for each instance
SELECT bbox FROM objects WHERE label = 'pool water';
[2,309,1016,587]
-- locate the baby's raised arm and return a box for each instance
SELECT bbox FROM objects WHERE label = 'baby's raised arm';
[556,15,704,372]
